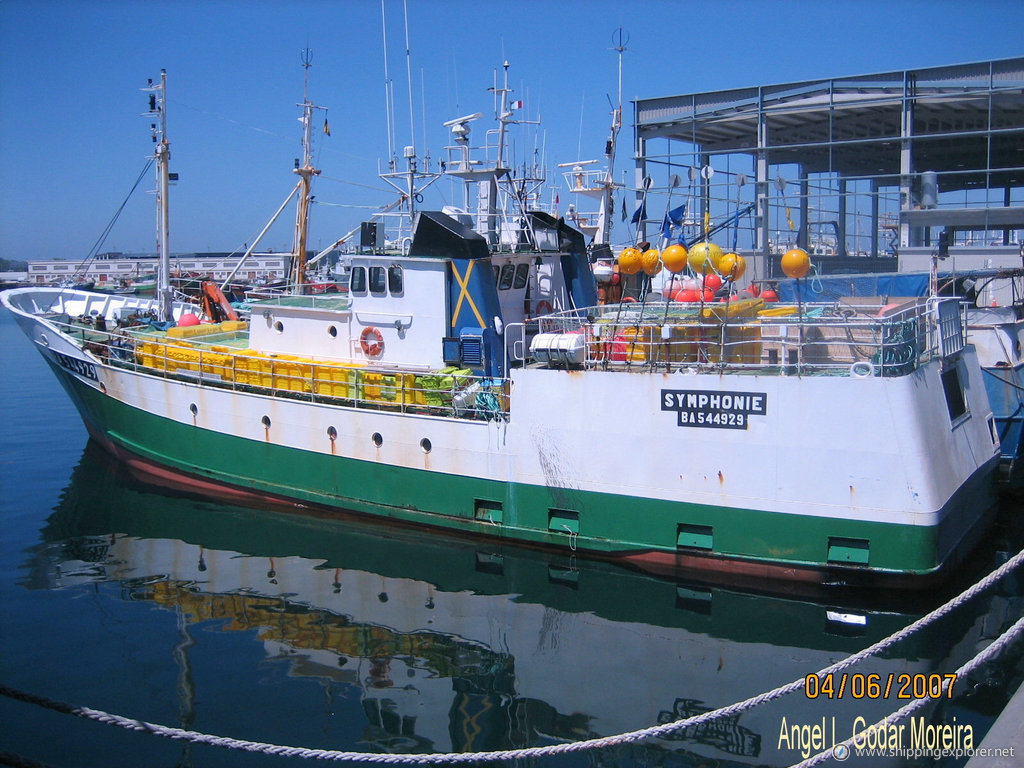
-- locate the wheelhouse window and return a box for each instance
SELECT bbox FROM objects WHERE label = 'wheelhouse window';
[388,265,403,294]
[350,266,367,293]
[513,262,530,289]
[498,264,515,291]
[369,266,387,294]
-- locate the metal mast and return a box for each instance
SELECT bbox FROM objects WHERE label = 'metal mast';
[290,49,324,292]
[145,70,173,321]
[600,28,627,246]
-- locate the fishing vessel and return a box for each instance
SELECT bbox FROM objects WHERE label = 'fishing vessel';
[2,71,1003,590]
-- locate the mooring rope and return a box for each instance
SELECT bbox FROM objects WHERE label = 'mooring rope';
[790,614,1024,768]
[3,547,1022,764]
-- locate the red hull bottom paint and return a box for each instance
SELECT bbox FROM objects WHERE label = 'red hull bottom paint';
[87,422,997,601]
[93,428,316,515]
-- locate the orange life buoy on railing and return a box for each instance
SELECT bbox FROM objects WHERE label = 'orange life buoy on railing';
[360,326,384,357]
[536,300,553,316]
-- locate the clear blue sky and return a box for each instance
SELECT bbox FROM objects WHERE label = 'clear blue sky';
[1,0,1021,262]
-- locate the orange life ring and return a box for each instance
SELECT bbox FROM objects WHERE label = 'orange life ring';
[536,300,553,315]
[360,326,384,357]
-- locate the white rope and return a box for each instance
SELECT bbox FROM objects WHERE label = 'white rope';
[3,546,1022,763]
[789,615,1024,768]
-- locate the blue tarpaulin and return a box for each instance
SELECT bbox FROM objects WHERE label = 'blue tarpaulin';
[775,272,932,302]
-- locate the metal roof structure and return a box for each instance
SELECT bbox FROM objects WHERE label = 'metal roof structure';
[634,57,1024,189]
[630,57,1024,262]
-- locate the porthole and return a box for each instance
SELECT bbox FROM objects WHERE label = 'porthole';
[327,425,338,440]
[189,403,198,415]
[371,432,383,447]
[262,415,272,428]
[420,438,432,454]
[328,325,338,338]
[273,321,284,334]
[40,334,49,346]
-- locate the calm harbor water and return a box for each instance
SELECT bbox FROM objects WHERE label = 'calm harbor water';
[1,305,1022,768]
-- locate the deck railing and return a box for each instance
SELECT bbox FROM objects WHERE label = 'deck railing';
[512,296,965,377]
[50,318,510,422]
[45,296,967,428]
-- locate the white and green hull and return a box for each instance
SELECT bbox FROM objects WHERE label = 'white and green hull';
[4,287,1000,587]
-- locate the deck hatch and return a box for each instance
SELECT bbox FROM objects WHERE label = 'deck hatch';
[827,537,870,565]
[677,523,714,551]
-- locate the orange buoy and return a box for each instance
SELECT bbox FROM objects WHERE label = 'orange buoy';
[719,252,746,281]
[661,243,688,273]
[641,248,662,276]
[781,248,811,279]
[618,247,643,275]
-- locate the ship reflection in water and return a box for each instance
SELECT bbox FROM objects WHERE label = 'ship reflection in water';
[22,442,1024,767]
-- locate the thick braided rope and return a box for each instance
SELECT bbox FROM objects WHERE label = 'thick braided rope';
[790,614,1024,768]
[3,547,1022,763]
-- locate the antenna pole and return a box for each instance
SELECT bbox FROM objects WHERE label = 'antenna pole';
[601,28,628,246]
[145,70,173,321]
[402,0,418,220]
[496,61,510,171]
[380,0,395,170]
[403,0,414,153]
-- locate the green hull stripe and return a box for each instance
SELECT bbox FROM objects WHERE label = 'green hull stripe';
[58,367,991,575]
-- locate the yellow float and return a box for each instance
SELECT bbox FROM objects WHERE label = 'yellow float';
[719,252,746,280]
[781,247,811,279]
[618,247,643,275]
[687,241,723,275]
[661,243,688,273]
[641,248,662,276]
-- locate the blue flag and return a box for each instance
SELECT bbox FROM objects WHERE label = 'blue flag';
[660,203,687,240]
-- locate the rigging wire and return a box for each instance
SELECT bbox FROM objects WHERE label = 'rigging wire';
[67,158,156,290]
